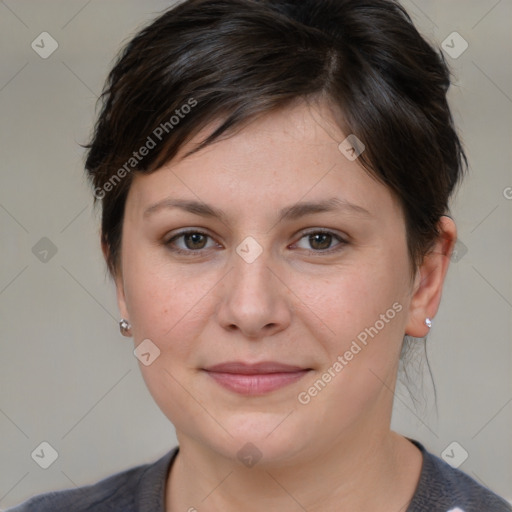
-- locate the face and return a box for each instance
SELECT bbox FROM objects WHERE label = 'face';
[115,100,420,465]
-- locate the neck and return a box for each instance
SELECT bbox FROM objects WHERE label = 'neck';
[165,421,422,512]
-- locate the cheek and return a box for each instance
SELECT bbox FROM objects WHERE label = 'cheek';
[294,267,406,422]
[297,257,409,408]
[301,259,407,340]
[126,273,211,347]
[120,239,210,345]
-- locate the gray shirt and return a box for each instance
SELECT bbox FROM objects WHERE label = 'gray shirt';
[6,440,511,511]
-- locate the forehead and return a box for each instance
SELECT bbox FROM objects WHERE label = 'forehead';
[125,100,402,224]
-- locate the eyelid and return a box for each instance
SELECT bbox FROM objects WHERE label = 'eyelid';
[290,228,348,252]
[164,228,348,255]
[165,229,217,248]
[295,227,348,242]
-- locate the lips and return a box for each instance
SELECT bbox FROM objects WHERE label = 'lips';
[205,361,307,374]
[203,361,311,395]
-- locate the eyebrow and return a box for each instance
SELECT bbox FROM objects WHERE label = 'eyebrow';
[143,197,371,222]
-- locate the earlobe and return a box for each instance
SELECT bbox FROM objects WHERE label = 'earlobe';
[404,216,457,337]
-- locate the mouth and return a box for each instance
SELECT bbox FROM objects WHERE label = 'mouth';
[202,361,312,395]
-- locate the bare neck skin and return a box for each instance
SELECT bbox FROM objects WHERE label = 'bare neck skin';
[165,399,423,511]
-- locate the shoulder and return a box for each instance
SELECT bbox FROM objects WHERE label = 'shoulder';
[5,447,178,512]
[408,439,512,512]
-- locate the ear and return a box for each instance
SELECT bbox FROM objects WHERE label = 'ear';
[101,239,129,321]
[404,216,457,337]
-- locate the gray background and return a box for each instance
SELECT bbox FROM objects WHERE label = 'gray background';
[1,0,511,508]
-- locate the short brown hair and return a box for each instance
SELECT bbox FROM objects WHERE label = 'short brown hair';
[85,0,466,278]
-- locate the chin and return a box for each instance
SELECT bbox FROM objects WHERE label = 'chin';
[203,413,311,467]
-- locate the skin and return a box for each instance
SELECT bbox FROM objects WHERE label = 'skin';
[106,99,456,511]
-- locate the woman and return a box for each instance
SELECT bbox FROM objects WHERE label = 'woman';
[8,0,511,510]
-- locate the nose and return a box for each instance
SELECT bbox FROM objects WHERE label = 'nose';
[215,242,292,340]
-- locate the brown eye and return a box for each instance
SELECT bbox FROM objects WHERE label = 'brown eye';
[308,233,332,250]
[165,230,216,254]
[294,230,346,253]
[182,232,208,250]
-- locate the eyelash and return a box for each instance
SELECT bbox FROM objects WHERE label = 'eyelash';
[164,229,347,257]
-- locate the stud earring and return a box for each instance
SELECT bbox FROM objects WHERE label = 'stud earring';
[119,319,132,337]
[425,318,432,329]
